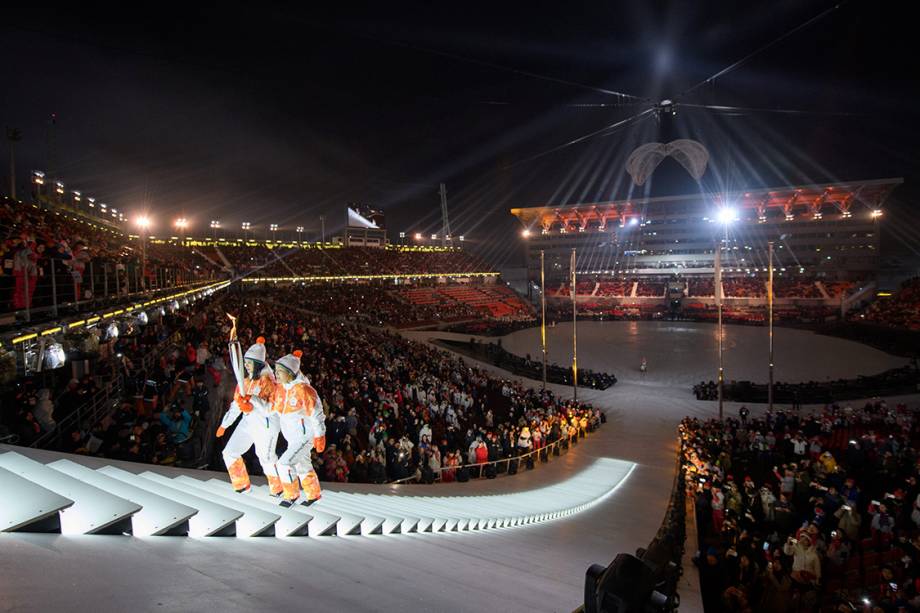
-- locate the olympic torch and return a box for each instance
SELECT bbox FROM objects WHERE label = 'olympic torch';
[227,312,246,395]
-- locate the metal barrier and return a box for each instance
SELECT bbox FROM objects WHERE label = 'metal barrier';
[390,426,591,485]
[27,285,229,450]
[2,258,212,325]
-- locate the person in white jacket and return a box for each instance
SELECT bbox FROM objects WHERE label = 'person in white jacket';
[272,350,326,507]
[783,533,822,585]
[216,336,281,495]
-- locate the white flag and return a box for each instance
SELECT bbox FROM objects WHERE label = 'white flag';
[714,245,722,307]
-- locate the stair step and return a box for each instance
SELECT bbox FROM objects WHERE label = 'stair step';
[98,466,241,537]
[0,452,139,535]
[141,472,279,537]
[173,476,310,537]
[49,459,197,536]
[0,466,73,532]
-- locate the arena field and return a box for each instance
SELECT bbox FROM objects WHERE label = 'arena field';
[496,320,909,388]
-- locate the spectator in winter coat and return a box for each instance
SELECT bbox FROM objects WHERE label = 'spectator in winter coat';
[159,407,191,443]
[711,486,725,533]
[834,504,862,541]
[782,533,821,585]
[33,389,56,432]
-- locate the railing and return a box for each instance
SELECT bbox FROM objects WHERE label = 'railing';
[390,425,592,485]
[577,432,686,613]
[30,375,125,450]
[2,259,213,327]
[28,287,224,450]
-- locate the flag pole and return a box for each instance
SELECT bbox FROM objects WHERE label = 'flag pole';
[540,250,547,390]
[715,242,724,421]
[768,240,775,412]
[571,248,578,402]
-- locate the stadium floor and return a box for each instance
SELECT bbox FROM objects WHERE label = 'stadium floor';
[1,322,913,613]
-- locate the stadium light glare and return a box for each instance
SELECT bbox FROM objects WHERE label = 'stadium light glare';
[871,209,883,219]
[414,232,423,240]
[521,229,531,238]
[628,217,639,227]
[175,218,188,229]
[717,207,737,225]
[135,216,151,229]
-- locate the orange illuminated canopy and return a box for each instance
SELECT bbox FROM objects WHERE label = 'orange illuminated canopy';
[510,178,902,230]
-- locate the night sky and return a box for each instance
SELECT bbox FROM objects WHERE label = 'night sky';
[3,1,918,265]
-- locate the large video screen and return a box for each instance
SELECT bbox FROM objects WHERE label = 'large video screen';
[346,204,385,229]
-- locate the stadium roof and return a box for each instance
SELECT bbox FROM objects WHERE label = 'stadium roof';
[510,178,903,229]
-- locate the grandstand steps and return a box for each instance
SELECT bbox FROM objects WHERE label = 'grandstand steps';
[630,281,638,298]
[816,281,831,300]
[0,446,635,541]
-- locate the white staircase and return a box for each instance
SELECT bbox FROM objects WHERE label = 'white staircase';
[0,448,635,540]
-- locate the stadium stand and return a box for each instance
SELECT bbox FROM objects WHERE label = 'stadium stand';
[683,401,920,612]
[854,277,920,331]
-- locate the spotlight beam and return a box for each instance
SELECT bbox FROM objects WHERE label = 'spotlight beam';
[679,103,862,117]
[678,1,848,99]
[503,107,655,169]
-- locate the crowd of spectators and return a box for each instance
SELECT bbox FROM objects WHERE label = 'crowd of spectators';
[636,279,667,297]
[1,198,132,310]
[688,278,716,297]
[723,277,767,298]
[0,199,213,319]
[684,401,920,612]
[0,292,231,467]
[854,278,920,332]
[775,279,823,299]
[596,279,630,297]
[259,281,533,329]
[202,243,491,279]
[824,281,858,300]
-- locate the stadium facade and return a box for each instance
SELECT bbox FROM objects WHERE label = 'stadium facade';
[512,178,901,282]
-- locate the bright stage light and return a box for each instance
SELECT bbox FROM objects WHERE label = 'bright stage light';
[135,216,151,229]
[521,229,531,238]
[628,217,639,227]
[717,208,737,225]
[871,209,883,219]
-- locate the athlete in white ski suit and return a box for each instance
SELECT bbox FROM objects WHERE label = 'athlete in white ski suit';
[217,337,282,495]
[273,350,326,505]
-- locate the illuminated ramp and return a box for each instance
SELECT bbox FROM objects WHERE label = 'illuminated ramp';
[0,448,635,539]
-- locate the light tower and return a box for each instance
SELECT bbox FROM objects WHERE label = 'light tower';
[439,183,452,248]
